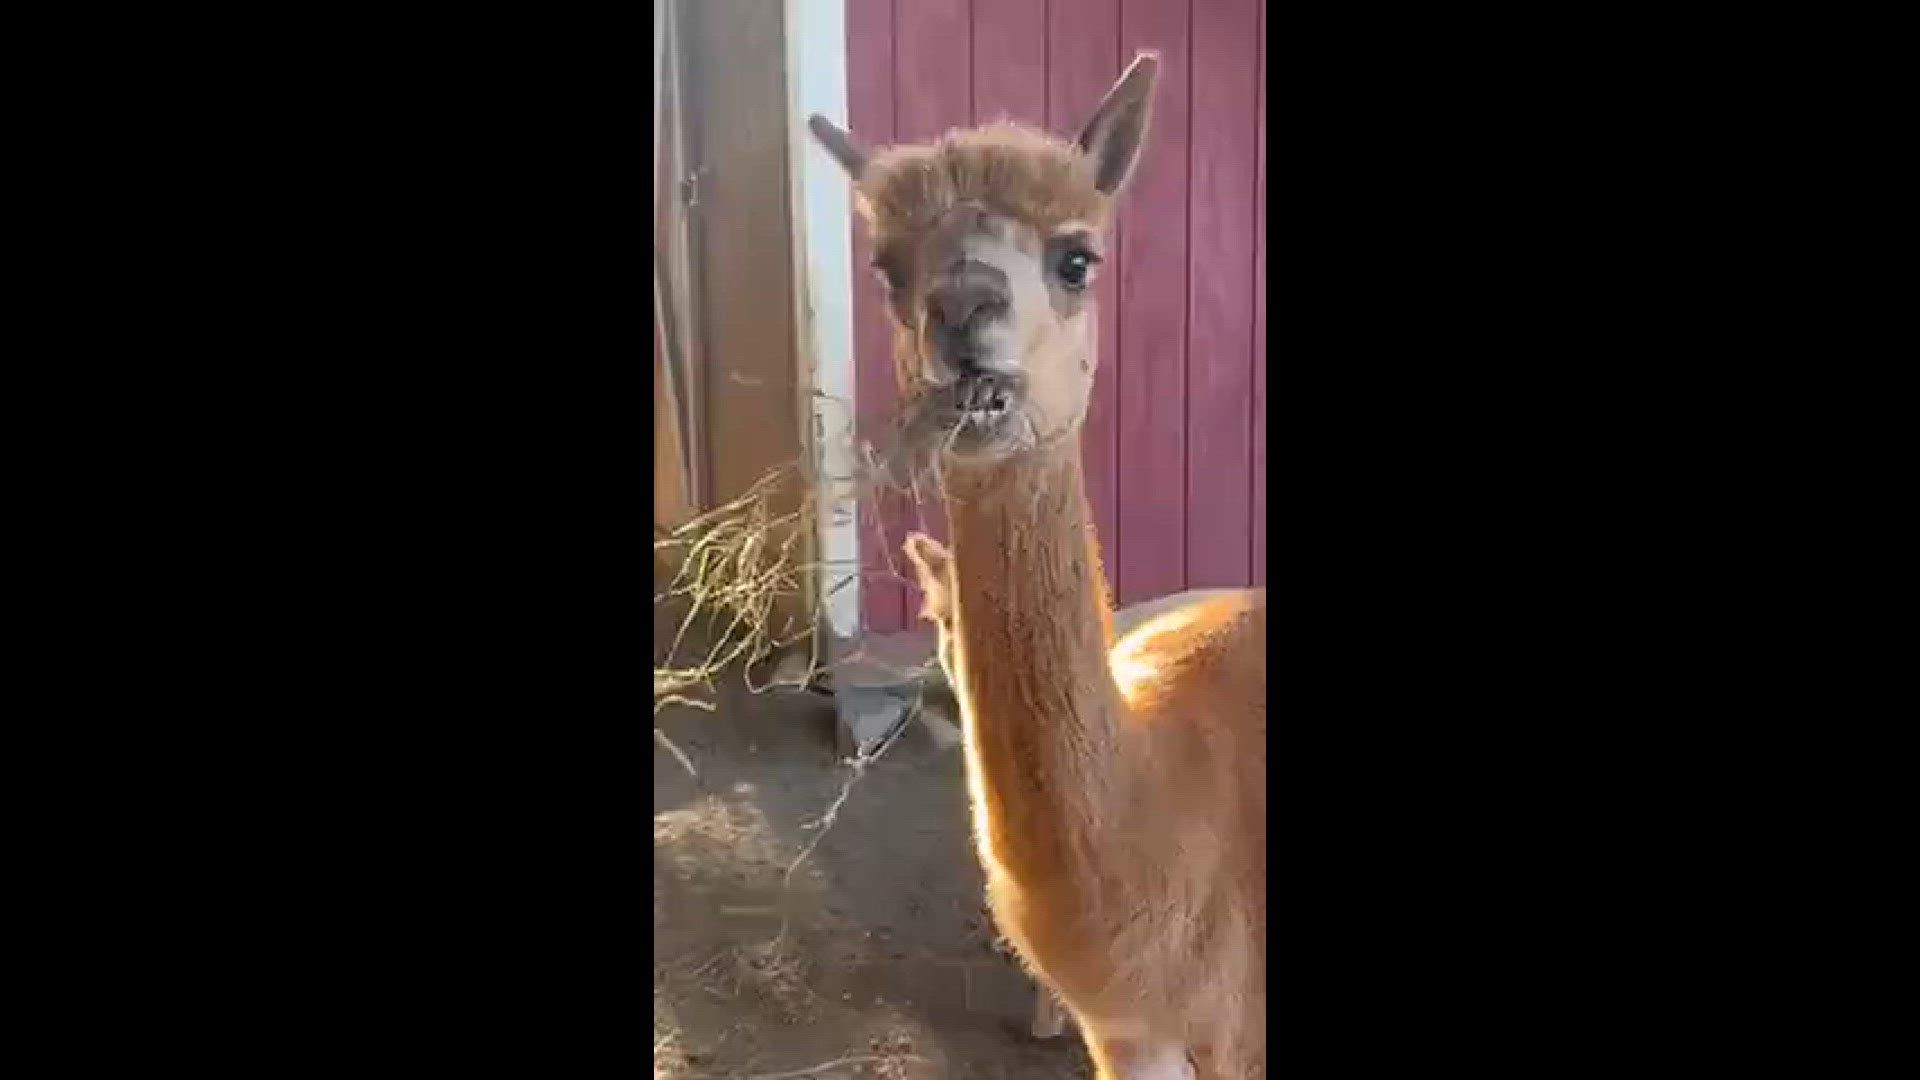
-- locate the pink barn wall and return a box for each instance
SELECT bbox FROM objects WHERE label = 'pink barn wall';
[847,0,1267,631]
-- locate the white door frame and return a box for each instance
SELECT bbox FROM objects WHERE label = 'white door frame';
[784,0,860,640]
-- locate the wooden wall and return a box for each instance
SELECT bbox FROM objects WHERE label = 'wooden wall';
[685,0,804,514]
[650,0,812,621]
[846,0,1267,632]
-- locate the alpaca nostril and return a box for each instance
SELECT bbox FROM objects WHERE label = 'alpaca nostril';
[933,296,974,329]
[928,287,1009,333]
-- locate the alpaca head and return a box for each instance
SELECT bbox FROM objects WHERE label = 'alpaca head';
[810,53,1158,465]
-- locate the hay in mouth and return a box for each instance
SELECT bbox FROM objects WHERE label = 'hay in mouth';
[867,376,1025,490]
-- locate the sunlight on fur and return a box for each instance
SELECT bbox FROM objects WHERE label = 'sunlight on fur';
[1108,606,1205,705]
[814,49,1264,1079]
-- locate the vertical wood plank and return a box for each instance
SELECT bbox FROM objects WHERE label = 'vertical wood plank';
[894,0,973,141]
[1116,0,1193,605]
[655,308,691,530]
[847,0,905,632]
[1251,1,1266,587]
[1183,0,1260,588]
[892,0,973,624]
[1048,0,1123,604]
[688,0,802,513]
[973,0,1045,126]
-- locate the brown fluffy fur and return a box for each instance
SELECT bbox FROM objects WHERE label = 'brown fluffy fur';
[906,447,1265,1079]
[856,122,1111,238]
[856,123,1118,399]
[841,55,1264,1078]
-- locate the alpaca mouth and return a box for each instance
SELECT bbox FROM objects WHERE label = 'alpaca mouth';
[956,376,1010,424]
[939,373,1019,437]
[883,371,1029,466]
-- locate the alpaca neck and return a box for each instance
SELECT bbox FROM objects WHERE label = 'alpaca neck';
[939,438,1123,890]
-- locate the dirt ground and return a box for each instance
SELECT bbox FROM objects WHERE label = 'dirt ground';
[653,673,1092,1079]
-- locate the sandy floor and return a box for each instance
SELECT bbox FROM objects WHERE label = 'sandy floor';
[653,676,1091,1079]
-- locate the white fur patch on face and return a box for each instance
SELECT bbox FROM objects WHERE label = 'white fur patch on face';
[902,209,1101,459]
[961,231,1048,373]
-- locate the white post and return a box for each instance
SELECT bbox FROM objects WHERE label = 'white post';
[785,0,860,641]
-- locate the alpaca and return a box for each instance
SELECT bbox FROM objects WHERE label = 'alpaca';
[905,532,1250,1048]
[813,53,1265,1079]
[903,532,1073,1042]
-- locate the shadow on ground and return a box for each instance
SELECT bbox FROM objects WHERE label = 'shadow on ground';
[653,673,1089,1079]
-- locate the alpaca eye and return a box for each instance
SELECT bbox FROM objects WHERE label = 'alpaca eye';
[1057,250,1098,290]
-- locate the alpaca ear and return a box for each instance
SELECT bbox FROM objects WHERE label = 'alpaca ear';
[1075,50,1159,194]
[808,114,871,181]
[902,532,951,587]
